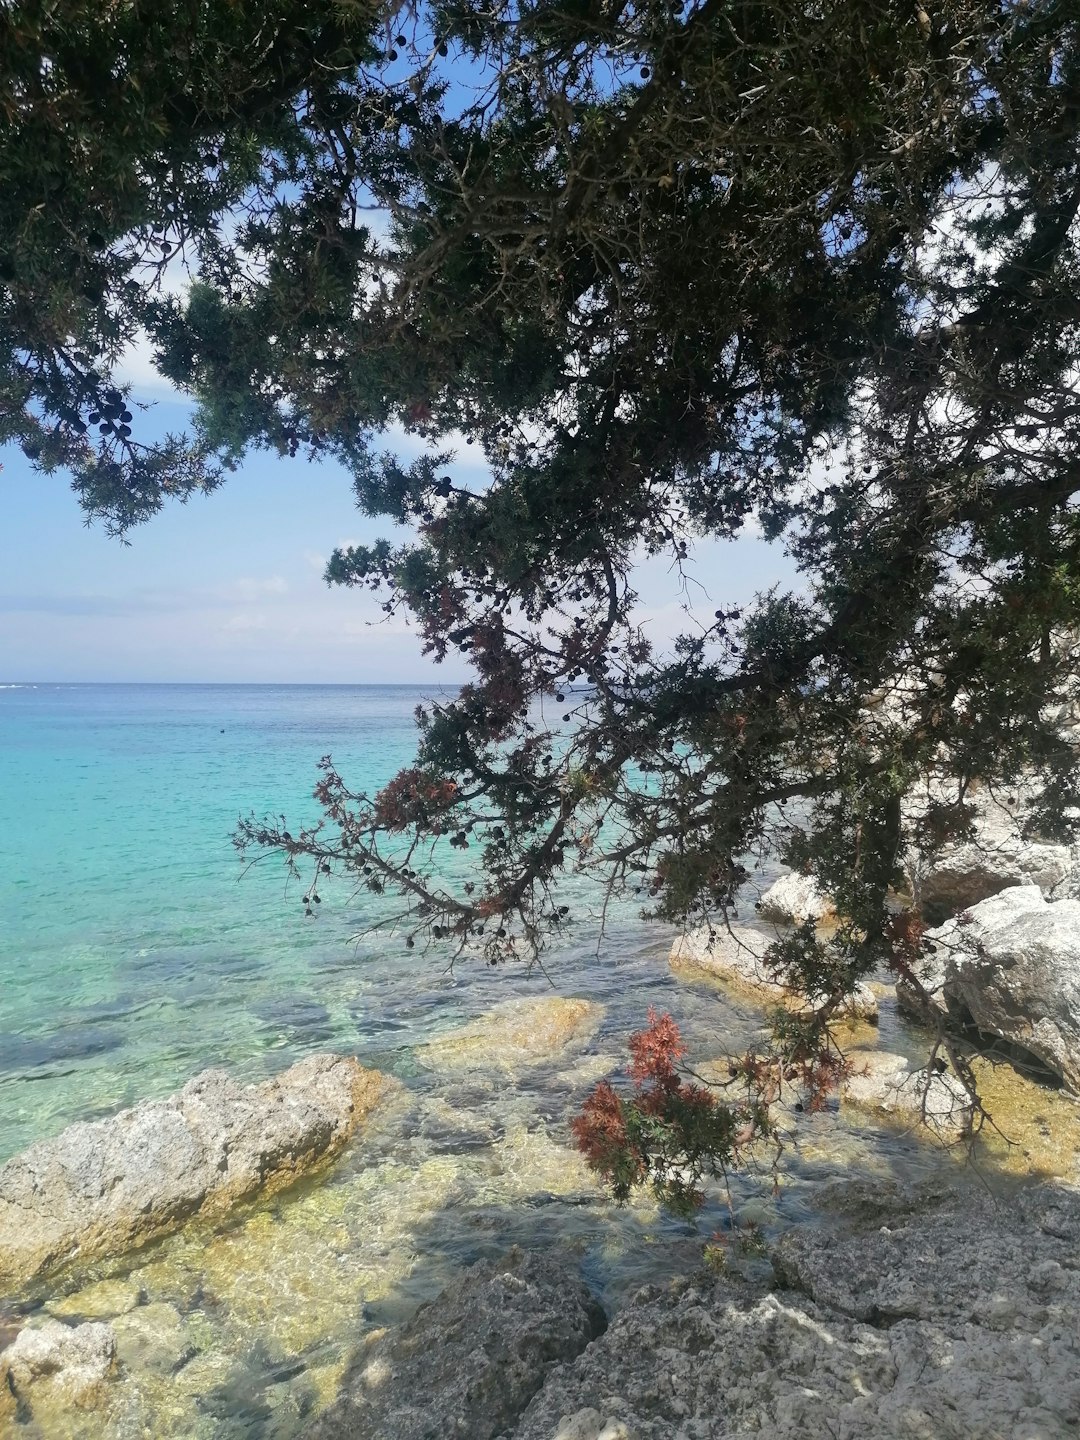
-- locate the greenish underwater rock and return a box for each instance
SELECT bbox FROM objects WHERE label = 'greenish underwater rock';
[417,996,605,1074]
[670,922,879,1022]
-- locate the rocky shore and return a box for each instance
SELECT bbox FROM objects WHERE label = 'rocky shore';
[0,1053,387,1288]
[304,1177,1080,1439]
[2,972,1078,1436]
[11,1167,1077,1438]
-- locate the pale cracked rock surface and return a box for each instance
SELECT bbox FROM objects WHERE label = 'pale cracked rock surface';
[757,872,834,926]
[841,1050,973,1140]
[0,1319,116,1424]
[511,1181,1080,1440]
[902,885,1080,1093]
[0,1053,387,1286]
[306,1247,607,1439]
[670,923,878,1022]
[904,781,1075,922]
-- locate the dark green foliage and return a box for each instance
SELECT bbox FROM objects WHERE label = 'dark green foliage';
[0,0,379,529]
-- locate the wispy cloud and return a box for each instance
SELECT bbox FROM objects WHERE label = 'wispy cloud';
[0,592,176,617]
[0,574,290,617]
[223,576,288,602]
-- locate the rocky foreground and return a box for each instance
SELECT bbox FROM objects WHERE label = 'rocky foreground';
[311,1179,1080,1440]
[0,1052,387,1288]
[2,990,1078,1437]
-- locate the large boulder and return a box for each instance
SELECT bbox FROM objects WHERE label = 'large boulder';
[909,886,1080,1093]
[757,872,834,926]
[905,782,1074,922]
[670,923,878,1022]
[512,1182,1080,1440]
[308,1248,607,1439]
[0,1053,387,1287]
[0,1319,116,1425]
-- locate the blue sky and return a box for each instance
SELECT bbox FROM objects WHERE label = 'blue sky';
[2,222,804,686]
[0,35,801,685]
[1,372,795,682]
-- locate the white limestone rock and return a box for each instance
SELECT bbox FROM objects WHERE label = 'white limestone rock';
[670,923,878,1022]
[307,1248,606,1440]
[0,1319,116,1420]
[841,1050,973,1140]
[920,885,1080,1093]
[905,781,1075,921]
[512,1182,1080,1440]
[757,872,834,926]
[0,1053,387,1286]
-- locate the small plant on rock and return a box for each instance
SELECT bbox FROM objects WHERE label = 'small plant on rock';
[573,1008,853,1216]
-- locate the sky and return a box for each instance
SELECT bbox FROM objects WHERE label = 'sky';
[0,28,805,685]
[0,363,797,683]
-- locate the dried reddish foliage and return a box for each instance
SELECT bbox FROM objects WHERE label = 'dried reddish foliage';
[574,1007,853,1214]
[628,1006,685,1085]
[570,1079,644,1184]
[372,768,458,830]
[572,1009,761,1214]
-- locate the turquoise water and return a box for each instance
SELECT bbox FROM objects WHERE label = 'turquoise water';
[0,683,663,1160]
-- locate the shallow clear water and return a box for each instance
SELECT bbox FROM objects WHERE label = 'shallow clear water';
[0,684,1059,1437]
[0,682,556,1157]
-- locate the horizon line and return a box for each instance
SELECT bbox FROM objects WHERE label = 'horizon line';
[0,679,471,688]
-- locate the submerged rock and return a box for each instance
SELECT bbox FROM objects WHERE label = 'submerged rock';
[110,1300,194,1377]
[0,1053,387,1287]
[670,923,878,1022]
[841,1050,973,1140]
[418,996,604,1073]
[757,872,834,926]
[512,1182,1080,1440]
[308,1248,606,1439]
[911,886,1080,1093]
[48,1276,143,1321]
[0,1318,116,1425]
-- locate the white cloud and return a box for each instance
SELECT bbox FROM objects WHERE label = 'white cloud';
[112,327,187,397]
[219,611,271,634]
[223,575,289,603]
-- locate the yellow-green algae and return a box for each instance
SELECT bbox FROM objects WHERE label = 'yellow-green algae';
[417,995,604,1072]
[967,1053,1080,1177]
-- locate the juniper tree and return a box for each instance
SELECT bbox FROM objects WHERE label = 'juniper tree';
[5,0,1080,1188]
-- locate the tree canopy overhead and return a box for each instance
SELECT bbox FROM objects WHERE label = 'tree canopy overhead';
[5,0,1080,1138]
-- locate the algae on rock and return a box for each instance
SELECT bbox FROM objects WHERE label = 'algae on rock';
[417,996,604,1074]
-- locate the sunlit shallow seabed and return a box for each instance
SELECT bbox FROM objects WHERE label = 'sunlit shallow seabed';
[2,685,1077,1437]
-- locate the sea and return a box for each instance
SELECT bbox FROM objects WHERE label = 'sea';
[0,683,1010,1436]
[0,682,665,1161]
